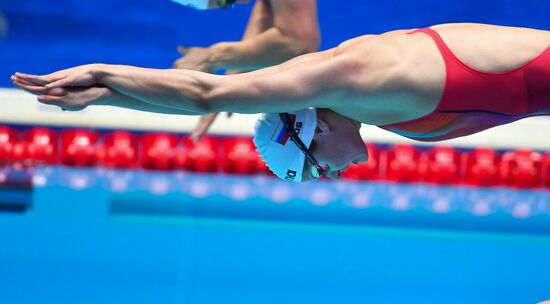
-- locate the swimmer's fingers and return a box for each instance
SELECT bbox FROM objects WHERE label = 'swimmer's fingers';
[44,76,75,89]
[173,46,190,68]
[36,94,84,111]
[11,76,38,87]
[191,113,219,141]
[177,46,188,55]
[13,72,64,86]
[38,86,108,111]
[12,77,66,96]
[16,65,98,89]
[36,95,64,107]
[45,67,97,88]
[172,57,184,69]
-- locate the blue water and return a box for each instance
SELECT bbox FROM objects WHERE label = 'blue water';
[2,1,550,302]
[0,167,549,304]
[2,0,550,87]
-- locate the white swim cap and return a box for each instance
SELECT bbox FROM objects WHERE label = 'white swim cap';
[253,108,317,182]
[171,0,236,10]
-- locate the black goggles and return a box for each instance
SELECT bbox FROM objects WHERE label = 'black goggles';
[217,0,237,8]
[279,113,329,179]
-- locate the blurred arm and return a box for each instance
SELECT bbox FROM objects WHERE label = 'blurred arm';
[206,0,320,71]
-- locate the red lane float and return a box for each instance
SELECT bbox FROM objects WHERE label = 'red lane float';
[463,147,500,187]
[142,133,179,170]
[0,126,17,164]
[421,145,461,184]
[61,130,100,167]
[182,136,219,173]
[24,127,59,165]
[385,144,422,182]
[223,137,259,175]
[1,124,549,190]
[96,131,139,169]
[543,152,550,189]
[500,149,543,189]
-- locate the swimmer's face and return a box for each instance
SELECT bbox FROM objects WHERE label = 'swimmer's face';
[207,0,250,9]
[303,109,368,181]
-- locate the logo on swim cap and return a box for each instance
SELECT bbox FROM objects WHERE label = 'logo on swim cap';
[271,114,303,145]
[285,170,297,181]
[272,114,295,145]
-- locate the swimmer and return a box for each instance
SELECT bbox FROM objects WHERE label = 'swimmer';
[11,23,550,182]
[171,0,320,140]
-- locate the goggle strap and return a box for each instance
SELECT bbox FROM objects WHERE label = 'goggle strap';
[280,113,328,177]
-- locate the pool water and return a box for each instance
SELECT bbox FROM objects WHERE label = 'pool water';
[1,166,549,304]
[2,1,550,302]
[4,0,550,88]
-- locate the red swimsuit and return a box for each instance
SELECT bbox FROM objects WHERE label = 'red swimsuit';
[379,27,550,141]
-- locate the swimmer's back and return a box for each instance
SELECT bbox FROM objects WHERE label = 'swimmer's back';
[330,23,550,127]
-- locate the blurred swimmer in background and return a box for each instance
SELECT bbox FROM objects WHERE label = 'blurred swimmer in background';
[171,0,321,140]
[11,23,550,181]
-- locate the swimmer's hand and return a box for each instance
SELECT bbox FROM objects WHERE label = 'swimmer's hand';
[173,46,215,72]
[11,74,111,111]
[13,64,100,90]
[191,112,233,141]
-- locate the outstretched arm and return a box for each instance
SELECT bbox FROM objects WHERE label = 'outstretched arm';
[12,48,356,114]
[11,75,203,115]
[103,46,353,114]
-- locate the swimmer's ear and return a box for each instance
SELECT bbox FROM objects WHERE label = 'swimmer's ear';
[316,119,331,137]
[177,46,188,55]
